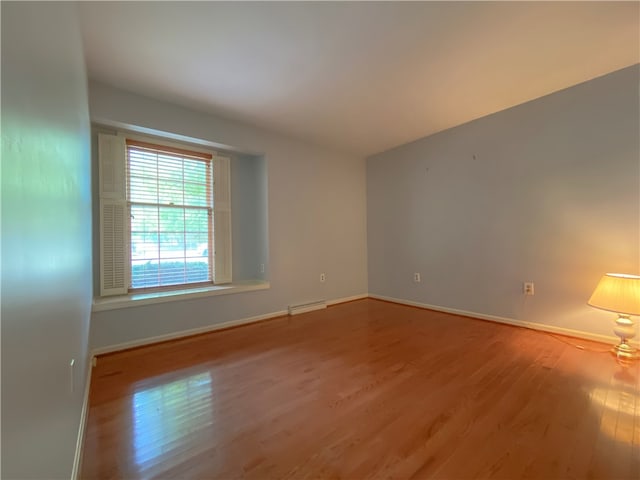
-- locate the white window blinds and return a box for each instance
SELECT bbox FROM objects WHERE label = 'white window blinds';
[126,140,213,290]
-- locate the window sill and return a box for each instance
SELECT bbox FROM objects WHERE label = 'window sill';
[92,280,270,312]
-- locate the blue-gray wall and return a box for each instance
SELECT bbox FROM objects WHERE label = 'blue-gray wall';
[1,2,92,478]
[88,82,368,349]
[367,65,640,340]
[232,154,269,282]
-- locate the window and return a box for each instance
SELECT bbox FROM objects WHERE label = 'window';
[127,140,212,289]
[98,133,232,296]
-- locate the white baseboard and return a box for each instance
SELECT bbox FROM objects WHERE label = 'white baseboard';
[92,293,370,356]
[368,294,630,346]
[92,309,288,356]
[71,356,93,480]
[89,289,634,359]
[327,293,369,306]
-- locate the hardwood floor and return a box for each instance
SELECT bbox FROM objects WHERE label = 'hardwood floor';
[81,299,639,479]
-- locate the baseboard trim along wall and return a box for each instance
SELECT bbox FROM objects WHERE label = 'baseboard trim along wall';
[71,357,93,480]
[368,293,634,346]
[91,293,370,356]
[91,310,287,356]
[91,291,629,357]
[327,293,369,306]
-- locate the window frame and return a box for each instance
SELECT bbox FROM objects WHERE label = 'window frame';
[125,138,215,292]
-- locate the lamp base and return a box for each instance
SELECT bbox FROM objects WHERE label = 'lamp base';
[612,342,639,361]
[611,314,638,361]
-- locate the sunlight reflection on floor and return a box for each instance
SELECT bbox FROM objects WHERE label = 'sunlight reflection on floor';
[589,365,638,444]
[133,372,214,468]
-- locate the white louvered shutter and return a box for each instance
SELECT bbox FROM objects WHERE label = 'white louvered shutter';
[99,133,126,199]
[98,133,128,296]
[213,155,232,284]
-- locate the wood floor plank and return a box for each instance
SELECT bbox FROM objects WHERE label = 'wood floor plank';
[80,299,640,479]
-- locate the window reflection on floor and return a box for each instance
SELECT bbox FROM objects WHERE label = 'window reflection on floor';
[133,372,213,467]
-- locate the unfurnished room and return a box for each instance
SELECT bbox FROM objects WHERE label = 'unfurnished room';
[1,1,639,479]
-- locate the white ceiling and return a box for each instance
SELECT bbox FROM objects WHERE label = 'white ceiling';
[78,2,639,157]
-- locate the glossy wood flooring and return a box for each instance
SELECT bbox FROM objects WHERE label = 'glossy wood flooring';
[81,299,639,479]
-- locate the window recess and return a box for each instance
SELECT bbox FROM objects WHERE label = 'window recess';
[98,133,232,296]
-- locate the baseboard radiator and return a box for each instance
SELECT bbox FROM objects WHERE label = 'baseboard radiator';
[288,300,327,316]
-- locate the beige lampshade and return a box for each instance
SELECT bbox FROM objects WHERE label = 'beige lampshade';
[588,273,640,316]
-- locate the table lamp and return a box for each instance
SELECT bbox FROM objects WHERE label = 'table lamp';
[588,273,640,360]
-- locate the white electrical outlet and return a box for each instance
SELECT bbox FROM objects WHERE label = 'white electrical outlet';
[259,264,265,274]
[414,273,421,283]
[320,273,326,283]
[524,282,535,295]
